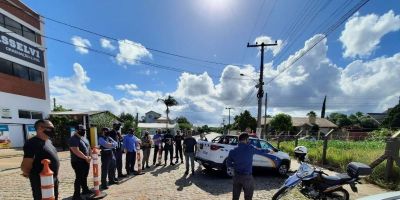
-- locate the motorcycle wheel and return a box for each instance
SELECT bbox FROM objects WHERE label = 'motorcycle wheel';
[272,186,289,200]
[325,188,349,200]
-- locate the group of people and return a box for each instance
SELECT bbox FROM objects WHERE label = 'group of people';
[21,119,206,200]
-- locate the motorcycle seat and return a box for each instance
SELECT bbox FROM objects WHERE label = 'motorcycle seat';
[321,173,353,185]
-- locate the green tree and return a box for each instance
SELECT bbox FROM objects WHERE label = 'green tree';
[90,112,117,132]
[307,111,317,117]
[270,113,292,133]
[382,103,400,129]
[53,104,72,112]
[359,116,378,129]
[176,116,192,131]
[119,112,134,122]
[348,114,360,125]
[119,112,135,134]
[48,115,78,150]
[157,95,179,128]
[233,110,257,131]
[198,125,211,133]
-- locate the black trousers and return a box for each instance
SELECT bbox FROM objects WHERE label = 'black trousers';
[125,151,136,174]
[71,161,90,197]
[29,174,59,200]
[175,145,183,162]
[101,150,116,185]
[164,146,173,164]
[115,148,123,176]
[153,145,161,164]
[232,175,254,200]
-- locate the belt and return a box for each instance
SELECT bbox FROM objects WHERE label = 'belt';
[101,149,113,152]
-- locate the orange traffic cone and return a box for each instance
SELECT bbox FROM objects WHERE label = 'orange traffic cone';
[136,145,144,175]
[89,147,107,199]
[40,159,54,200]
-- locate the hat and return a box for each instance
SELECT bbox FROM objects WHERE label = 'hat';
[75,124,86,131]
[102,127,110,132]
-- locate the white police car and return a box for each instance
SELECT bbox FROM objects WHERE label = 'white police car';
[195,135,291,176]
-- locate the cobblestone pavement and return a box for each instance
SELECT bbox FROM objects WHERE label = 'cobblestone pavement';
[0,148,385,200]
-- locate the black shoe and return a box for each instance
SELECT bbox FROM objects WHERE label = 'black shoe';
[142,167,145,170]
[146,165,150,168]
[184,170,188,175]
[175,160,178,164]
[170,162,175,166]
[100,185,109,190]
[164,163,167,166]
[181,160,184,164]
[82,189,94,195]
[118,174,127,178]
[109,180,119,185]
[72,195,83,200]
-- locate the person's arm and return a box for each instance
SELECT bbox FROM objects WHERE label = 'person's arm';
[70,138,91,163]
[194,140,198,153]
[99,137,113,148]
[21,142,34,177]
[226,150,234,168]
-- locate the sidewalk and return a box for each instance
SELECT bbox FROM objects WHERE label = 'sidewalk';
[0,150,70,172]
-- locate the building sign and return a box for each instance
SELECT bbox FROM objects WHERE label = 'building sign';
[0,33,44,67]
[0,125,11,148]
[27,124,36,139]
[0,107,12,119]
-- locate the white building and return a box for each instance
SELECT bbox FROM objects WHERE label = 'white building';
[0,1,48,148]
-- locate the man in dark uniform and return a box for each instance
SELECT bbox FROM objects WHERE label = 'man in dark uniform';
[98,128,118,189]
[69,125,92,199]
[108,122,126,178]
[21,119,60,200]
[162,129,174,166]
[174,130,184,164]
[152,129,163,166]
[227,133,266,200]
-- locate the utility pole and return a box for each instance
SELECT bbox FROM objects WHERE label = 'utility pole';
[263,92,268,139]
[247,41,277,134]
[225,107,233,135]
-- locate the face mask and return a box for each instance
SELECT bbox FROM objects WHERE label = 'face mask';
[104,131,110,136]
[78,129,85,136]
[43,128,55,137]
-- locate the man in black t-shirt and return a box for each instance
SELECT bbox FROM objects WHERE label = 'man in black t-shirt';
[183,131,197,175]
[21,119,60,200]
[174,130,184,164]
[69,125,92,199]
[163,130,174,166]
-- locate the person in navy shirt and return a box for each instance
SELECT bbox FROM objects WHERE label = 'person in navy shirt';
[123,129,138,175]
[98,127,118,189]
[226,133,265,200]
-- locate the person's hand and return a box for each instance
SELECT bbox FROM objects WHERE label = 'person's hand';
[21,172,29,178]
[85,156,92,163]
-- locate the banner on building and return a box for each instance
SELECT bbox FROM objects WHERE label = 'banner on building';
[27,125,36,139]
[0,125,11,148]
[0,107,12,119]
[0,33,45,67]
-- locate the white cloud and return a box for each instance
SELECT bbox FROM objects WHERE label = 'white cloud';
[116,39,152,65]
[51,33,400,125]
[340,10,400,58]
[115,84,138,91]
[71,36,91,54]
[100,38,116,50]
[254,35,285,56]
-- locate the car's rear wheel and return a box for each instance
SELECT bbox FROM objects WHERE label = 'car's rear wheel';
[222,160,234,177]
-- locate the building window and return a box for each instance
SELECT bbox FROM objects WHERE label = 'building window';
[31,112,43,119]
[22,26,37,42]
[28,68,43,83]
[13,63,29,80]
[18,110,31,119]
[0,58,13,75]
[4,16,22,35]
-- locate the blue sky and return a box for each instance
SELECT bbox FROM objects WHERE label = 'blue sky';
[23,0,400,126]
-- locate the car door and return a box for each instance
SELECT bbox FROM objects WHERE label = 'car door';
[249,139,263,167]
[258,140,278,168]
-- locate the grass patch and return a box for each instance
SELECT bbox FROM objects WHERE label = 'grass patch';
[270,140,399,190]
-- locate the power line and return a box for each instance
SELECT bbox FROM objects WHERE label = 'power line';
[265,0,370,86]
[0,0,240,68]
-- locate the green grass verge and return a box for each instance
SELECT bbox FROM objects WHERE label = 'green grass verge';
[270,140,399,190]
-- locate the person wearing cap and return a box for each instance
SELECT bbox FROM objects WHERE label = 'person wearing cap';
[123,128,139,175]
[226,133,266,200]
[152,129,163,166]
[162,129,175,166]
[98,127,119,189]
[109,122,126,178]
[69,125,92,199]
[174,130,184,164]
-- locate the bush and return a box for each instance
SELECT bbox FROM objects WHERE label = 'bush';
[368,128,392,141]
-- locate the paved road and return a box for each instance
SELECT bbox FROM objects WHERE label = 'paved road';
[0,148,305,200]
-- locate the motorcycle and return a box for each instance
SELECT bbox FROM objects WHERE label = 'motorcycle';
[272,146,372,200]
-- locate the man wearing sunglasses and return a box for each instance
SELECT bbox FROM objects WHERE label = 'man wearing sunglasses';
[21,119,60,200]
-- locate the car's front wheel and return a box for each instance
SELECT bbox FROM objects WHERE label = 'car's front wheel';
[277,163,289,176]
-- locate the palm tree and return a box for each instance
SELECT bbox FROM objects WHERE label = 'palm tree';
[157,95,178,128]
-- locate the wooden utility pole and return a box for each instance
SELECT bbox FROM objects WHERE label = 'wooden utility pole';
[247,42,277,130]
[263,92,268,139]
[225,107,233,135]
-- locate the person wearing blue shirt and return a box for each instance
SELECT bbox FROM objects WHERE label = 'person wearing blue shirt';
[123,129,138,175]
[98,127,118,189]
[152,129,163,166]
[226,133,265,200]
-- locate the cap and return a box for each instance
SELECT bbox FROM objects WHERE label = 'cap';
[75,124,86,131]
[102,127,110,132]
